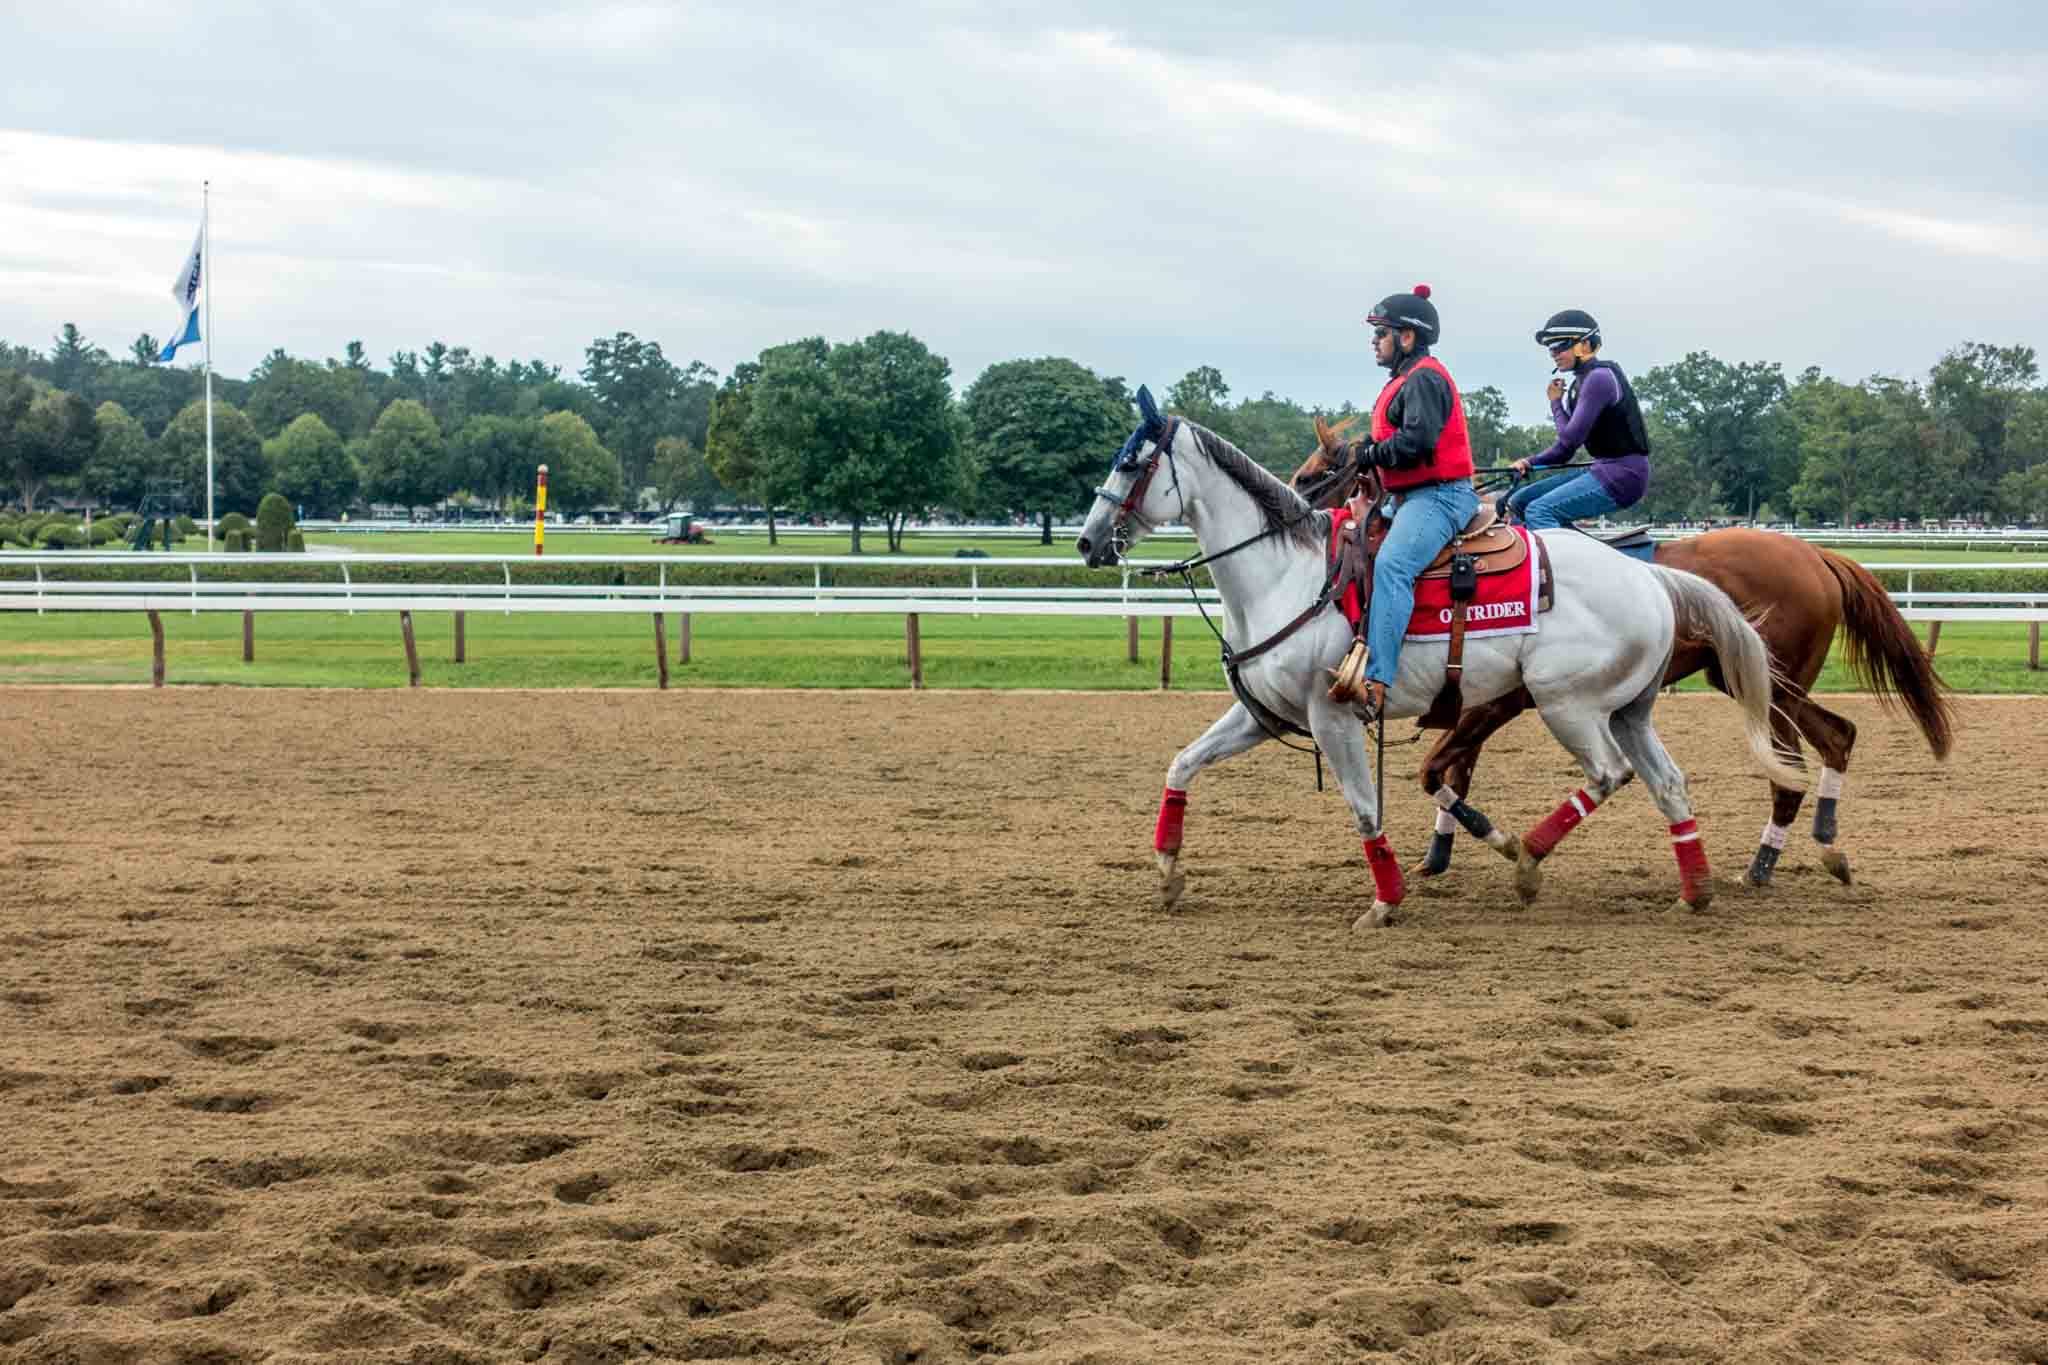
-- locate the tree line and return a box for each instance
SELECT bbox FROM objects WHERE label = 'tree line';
[2,322,2042,546]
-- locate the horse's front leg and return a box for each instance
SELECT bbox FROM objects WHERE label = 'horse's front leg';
[1305,695,1404,931]
[1153,703,1268,910]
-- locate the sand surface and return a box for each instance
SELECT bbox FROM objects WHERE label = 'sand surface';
[2,688,2044,1364]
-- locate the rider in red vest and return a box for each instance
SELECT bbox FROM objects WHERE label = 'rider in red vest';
[1336,284,1479,715]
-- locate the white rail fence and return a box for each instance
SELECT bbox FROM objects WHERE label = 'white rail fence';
[3,552,2044,687]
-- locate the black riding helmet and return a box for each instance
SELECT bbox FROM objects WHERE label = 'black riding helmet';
[1366,284,1439,345]
[1535,308,1600,351]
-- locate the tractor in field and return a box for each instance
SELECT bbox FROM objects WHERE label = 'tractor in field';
[656,512,713,545]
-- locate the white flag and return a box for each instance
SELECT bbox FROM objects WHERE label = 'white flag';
[158,223,203,363]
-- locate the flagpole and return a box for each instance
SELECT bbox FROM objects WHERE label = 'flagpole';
[202,181,215,551]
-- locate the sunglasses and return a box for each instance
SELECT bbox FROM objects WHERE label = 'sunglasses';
[1371,326,1393,341]
[1547,340,1576,355]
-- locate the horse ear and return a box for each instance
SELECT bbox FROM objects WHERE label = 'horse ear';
[1313,415,1333,448]
[1136,385,1160,429]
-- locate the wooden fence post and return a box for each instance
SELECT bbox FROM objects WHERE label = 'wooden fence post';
[1925,620,1941,656]
[906,613,923,689]
[2031,621,2041,671]
[1160,617,1173,690]
[678,612,692,665]
[147,610,164,688]
[1127,616,1139,664]
[400,611,421,687]
[242,610,254,662]
[654,613,670,690]
[454,611,466,663]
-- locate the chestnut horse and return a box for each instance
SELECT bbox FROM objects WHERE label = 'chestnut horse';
[1290,436,1954,888]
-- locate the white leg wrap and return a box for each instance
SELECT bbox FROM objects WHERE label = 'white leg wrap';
[1435,808,1459,835]
[1760,821,1789,850]
[1817,767,1845,800]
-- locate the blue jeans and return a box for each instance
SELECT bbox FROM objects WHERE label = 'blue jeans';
[1366,479,1480,687]
[1505,469,1621,530]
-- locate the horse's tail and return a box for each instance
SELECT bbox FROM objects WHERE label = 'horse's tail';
[1650,564,1809,791]
[1816,548,1957,761]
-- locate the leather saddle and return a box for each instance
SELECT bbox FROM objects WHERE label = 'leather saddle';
[1326,492,1553,724]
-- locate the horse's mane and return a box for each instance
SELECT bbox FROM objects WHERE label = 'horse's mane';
[1185,423,1326,550]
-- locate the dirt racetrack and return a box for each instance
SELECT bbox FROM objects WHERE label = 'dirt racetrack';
[2,687,2046,1365]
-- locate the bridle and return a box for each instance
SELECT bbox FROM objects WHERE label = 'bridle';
[1092,416,1185,557]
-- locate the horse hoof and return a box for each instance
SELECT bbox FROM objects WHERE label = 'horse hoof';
[1820,847,1852,885]
[1412,831,1454,879]
[1682,886,1714,913]
[1352,900,1398,931]
[1513,851,1543,906]
[1156,852,1185,910]
[1490,831,1521,863]
[1744,869,1773,889]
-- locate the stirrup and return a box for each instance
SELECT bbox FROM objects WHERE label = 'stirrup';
[1327,640,1369,705]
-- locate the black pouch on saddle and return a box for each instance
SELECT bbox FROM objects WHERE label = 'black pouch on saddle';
[1448,553,1478,602]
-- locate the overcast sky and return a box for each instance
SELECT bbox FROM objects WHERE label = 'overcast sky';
[3,1,2043,423]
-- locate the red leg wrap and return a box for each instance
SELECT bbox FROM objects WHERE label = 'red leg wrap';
[1524,788,1601,860]
[1154,787,1189,854]
[1671,818,1710,902]
[1364,834,1405,905]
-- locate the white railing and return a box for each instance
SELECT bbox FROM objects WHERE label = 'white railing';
[5,552,2047,617]
[5,550,2042,685]
[0,551,1217,617]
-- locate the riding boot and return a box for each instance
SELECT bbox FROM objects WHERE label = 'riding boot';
[1362,680,1387,720]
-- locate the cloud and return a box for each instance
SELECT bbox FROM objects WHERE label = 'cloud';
[0,3,2041,424]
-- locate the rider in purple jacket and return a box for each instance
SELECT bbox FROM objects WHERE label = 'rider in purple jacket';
[1505,310,1653,532]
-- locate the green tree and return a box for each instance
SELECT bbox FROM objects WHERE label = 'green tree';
[266,413,359,518]
[536,411,624,514]
[3,382,95,513]
[963,357,1130,543]
[81,401,156,509]
[1637,352,1796,521]
[649,435,725,515]
[823,331,968,551]
[0,370,37,502]
[741,342,838,541]
[1462,385,1515,468]
[48,323,109,397]
[159,399,268,519]
[447,414,542,511]
[1207,390,1321,478]
[1784,370,1883,526]
[582,333,717,498]
[358,399,446,510]
[245,349,374,439]
[705,361,796,543]
[1927,343,2039,517]
[1165,365,1231,427]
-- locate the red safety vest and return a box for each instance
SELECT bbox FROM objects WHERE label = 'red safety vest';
[1370,356,1474,492]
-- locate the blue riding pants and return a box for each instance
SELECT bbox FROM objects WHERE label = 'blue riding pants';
[1505,469,1622,531]
[1365,479,1481,687]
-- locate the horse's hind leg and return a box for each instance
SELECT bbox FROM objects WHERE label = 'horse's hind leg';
[1788,695,1857,884]
[1153,703,1268,910]
[1514,702,1636,907]
[1413,692,1528,878]
[1609,684,1714,911]
[1746,704,1812,888]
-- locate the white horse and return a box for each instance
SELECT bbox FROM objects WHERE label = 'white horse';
[1074,387,1805,929]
